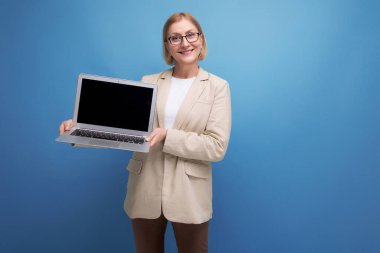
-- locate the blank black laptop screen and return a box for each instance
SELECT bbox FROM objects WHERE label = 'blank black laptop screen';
[77,78,153,132]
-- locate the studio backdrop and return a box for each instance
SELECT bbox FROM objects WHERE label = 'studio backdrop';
[1,0,379,252]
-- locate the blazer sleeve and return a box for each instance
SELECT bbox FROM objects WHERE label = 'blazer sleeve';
[163,81,231,162]
[141,74,161,84]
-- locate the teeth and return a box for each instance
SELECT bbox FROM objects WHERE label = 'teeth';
[180,49,193,54]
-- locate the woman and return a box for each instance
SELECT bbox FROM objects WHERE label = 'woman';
[59,12,231,253]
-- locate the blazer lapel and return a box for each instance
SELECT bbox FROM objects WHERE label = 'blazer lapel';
[156,69,173,128]
[172,68,209,130]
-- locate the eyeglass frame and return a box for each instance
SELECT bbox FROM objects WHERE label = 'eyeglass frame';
[166,32,202,45]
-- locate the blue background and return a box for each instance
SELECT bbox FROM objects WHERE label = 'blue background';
[1,0,379,252]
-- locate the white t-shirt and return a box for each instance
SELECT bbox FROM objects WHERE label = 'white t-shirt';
[164,76,195,129]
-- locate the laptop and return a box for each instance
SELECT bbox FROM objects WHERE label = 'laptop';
[56,73,157,152]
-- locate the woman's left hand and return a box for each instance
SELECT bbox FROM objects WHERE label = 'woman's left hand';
[146,128,167,147]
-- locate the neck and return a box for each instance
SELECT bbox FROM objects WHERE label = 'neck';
[172,64,199,79]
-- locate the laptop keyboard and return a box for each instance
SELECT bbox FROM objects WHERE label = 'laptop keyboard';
[70,129,145,144]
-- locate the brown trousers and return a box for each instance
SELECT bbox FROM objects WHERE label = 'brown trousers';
[131,213,209,253]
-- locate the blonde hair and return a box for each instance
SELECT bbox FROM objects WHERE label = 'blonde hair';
[162,12,207,65]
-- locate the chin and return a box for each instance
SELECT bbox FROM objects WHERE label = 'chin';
[176,57,198,66]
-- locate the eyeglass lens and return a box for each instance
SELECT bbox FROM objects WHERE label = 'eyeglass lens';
[169,32,200,45]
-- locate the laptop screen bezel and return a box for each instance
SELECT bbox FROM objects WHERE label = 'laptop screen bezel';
[72,73,157,136]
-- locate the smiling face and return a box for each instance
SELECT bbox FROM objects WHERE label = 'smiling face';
[165,18,203,68]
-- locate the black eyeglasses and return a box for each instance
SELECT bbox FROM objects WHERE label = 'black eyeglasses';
[166,32,202,45]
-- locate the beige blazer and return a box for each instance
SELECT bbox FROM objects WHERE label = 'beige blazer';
[124,67,231,224]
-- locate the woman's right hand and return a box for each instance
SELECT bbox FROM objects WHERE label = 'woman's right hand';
[59,119,73,134]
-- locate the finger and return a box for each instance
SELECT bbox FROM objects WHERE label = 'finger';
[151,133,161,147]
[64,121,73,131]
[150,137,157,147]
[59,123,65,134]
[148,135,156,143]
[147,132,154,141]
[146,131,157,142]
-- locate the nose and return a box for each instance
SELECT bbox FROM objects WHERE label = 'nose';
[180,36,190,46]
